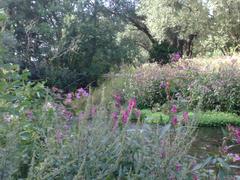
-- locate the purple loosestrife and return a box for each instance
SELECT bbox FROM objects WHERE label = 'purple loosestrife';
[122,110,129,124]
[193,174,199,180]
[176,163,182,172]
[128,98,136,112]
[171,115,178,126]
[234,128,240,144]
[171,105,177,113]
[113,94,121,109]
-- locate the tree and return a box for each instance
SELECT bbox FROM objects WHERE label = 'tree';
[2,0,139,90]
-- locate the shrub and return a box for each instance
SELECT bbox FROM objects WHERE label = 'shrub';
[99,55,240,114]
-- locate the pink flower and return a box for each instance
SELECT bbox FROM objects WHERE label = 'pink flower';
[228,153,240,162]
[122,110,129,124]
[52,86,59,93]
[128,98,137,111]
[234,128,240,144]
[113,94,121,108]
[171,52,181,62]
[183,112,189,123]
[171,115,178,126]
[62,109,73,120]
[176,163,182,172]
[64,93,73,104]
[170,105,177,113]
[76,88,89,99]
[192,174,199,180]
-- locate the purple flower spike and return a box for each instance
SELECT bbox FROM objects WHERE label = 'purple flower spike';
[176,163,182,172]
[171,105,177,113]
[171,115,178,126]
[122,110,129,124]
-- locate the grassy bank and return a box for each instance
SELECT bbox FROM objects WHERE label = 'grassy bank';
[141,109,240,127]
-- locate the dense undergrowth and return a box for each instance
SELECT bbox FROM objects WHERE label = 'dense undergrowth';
[96,55,240,118]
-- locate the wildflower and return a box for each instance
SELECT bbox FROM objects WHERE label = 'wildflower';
[192,174,199,180]
[76,88,89,99]
[176,163,182,172]
[63,109,73,120]
[113,94,121,108]
[183,112,189,123]
[234,128,240,144]
[222,146,229,153]
[171,105,177,113]
[64,93,73,104]
[55,129,63,144]
[171,52,181,62]
[122,110,129,124]
[52,86,59,93]
[227,153,240,162]
[171,115,178,126]
[160,81,166,89]
[128,98,136,111]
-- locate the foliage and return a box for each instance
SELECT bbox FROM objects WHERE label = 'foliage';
[100,55,240,115]
[0,64,200,179]
[1,0,142,90]
[141,110,240,127]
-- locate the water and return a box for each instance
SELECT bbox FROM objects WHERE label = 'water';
[191,127,240,176]
[191,127,223,158]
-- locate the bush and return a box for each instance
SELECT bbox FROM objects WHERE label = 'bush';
[99,55,240,114]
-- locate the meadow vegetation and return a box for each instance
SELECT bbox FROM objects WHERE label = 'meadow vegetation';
[0,0,240,179]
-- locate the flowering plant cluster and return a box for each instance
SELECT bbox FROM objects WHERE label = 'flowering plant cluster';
[112,94,141,130]
[170,104,189,127]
